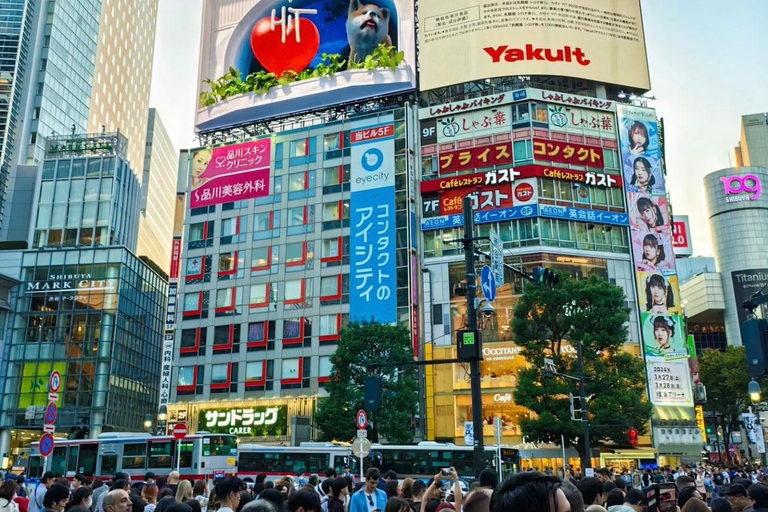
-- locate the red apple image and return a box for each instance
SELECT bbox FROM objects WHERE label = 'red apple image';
[250,16,320,76]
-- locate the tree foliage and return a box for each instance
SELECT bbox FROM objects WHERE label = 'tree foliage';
[698,346,766,462]
[314,323,418,444]
[512,275,652,457]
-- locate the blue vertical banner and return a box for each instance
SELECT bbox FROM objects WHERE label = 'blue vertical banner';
[350,116,398,324]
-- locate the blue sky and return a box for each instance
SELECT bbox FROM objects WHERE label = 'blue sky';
[149,0,768,256]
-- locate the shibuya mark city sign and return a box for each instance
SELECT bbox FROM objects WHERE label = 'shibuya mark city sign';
[26,274,117,294]
[200,405,288,436]
[721,174,762,202]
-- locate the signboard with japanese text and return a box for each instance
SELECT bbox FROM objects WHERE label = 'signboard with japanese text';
[190,139,271,208]
[165,283,178,331]
[196,0,415,131]
[538,205,629,227]
[547,104,617,139]
[199,405,288,437]
[158,332,174,409]
[436,106,512,143]
[420,165,622,193]
[647,361,694,407]
[533,139,604,169]
[422,204,539,231]
[671,215,693,257]
[170,239,182,281]
[438,142,512,174]
[417,0,649,92]
[350,117,397,324]
[422,182,514,217]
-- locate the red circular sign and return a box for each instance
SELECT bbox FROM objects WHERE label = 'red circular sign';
[356,410,367,429]
[515,183,534,202]
[172,423,188,440]
[39,433,55,458]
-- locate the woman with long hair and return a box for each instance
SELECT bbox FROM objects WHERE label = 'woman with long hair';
[176,481,193,503]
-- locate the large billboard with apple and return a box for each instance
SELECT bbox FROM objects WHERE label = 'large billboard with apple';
[196,0,415,132]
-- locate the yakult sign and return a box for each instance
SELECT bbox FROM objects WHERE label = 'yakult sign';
[721,174,762,202]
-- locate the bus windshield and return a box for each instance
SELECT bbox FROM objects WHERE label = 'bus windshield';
[204,435,237,457]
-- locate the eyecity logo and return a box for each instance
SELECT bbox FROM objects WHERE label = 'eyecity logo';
[483,45,591,66]
[361,148,383,172]
[721,174,762,202]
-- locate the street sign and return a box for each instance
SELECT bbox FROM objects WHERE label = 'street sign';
[49,371,61,393]
[585,468,595,478]
[494,416,502,445]
[464,422,474,445]
[480,265,497,302]
[47,393,59,403]
[39,433,55,457]
[489,229,504,286]
[352,437,371,458]
[355,410,368,430]
[44,402,57,425]
[43,424,55,434]
[357,429,368,438]
[172,423,188,440]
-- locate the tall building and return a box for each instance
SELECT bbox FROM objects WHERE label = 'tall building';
[734,113,768,167]
[0,132,167,463]
[0,0,35,228]
[0,0,159,242]
[138,109,179,273]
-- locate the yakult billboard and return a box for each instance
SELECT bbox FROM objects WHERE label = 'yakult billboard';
[418,0,650,92]
[196,0,415,132]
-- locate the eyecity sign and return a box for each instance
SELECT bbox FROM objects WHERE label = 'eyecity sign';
[721,174,762,202]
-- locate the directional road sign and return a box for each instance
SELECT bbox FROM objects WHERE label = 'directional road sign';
[355,410,367,430]
[480,265,497,302]
[39,433,55,457]
[172,423,188,440]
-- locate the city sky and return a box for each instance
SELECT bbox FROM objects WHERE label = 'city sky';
[148,0,768,257]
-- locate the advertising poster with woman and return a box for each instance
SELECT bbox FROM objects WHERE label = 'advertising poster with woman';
[641,314,687,360]
[637,272,681,315]
[631,231,675,272]
[629,192,670,234]
[618,107,665,195]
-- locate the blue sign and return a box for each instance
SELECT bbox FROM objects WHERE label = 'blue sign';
[538,205,629,226]
[480,266,496,302]
[349,118,397,324]
[513,90,527,101]
[44,402,57,425]
[39,433,54,458]
[421,205,539,231]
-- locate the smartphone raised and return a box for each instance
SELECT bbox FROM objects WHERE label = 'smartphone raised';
[658,483,677,512]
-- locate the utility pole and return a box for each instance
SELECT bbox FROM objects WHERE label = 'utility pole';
[576,340,592,469]
[462,196,486,479]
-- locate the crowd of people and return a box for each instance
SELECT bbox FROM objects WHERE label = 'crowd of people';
[3,463,768,512]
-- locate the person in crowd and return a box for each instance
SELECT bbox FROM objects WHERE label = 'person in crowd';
[677,487,705,510]
[158,489,174,502]
[490,472,569,512]
[256,490,284,512]
[142,484,159,512]
[605,489,625,509]
[383,482,398,501]
[89,482,105,512]
[286,489,320,512]
[409,481,426,512]
[350,469,386,512]
[682,498,710,512]
[166,503,193,512]
[478,470,497,491]
[184,500,202,512]
[253,477,267,497]
[42,485,71,512]
[319,481,332,512]
[96,478,129,512]
[241,499,276,512]
[177,482,193,503]
[129,494,145,512]
[235,491,252,512]
[377,473,397,494]
[30,472,56,512]
[0,480,19,512]
[192,481,208,512]
[560,481,583,512]
[154,497,177,512]
[382,498,409,512]
[723,484,754,512]
[712,497,736,512]
[166,474,181,498]
[65,488,92,512]
[326,479,346,512]
[71,477,88,494]
[214,478,244,512]
[578,477,607,512]
[748,484,768,512]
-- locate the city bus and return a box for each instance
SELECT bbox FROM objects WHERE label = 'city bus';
[28,432,238,481]
[237,442,520,482]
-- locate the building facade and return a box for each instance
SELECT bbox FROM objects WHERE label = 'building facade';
[734,113,768,168]
[138,109,179,272]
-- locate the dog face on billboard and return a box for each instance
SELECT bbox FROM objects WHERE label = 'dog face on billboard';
[346,0,392,65]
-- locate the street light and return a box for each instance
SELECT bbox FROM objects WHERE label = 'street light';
[143,414,153,430]
[750,379,761,404]
[158,406,168,422]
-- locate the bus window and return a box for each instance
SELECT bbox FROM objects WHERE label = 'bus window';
[28,456,42,479]
[452,451,473,476]
[51,446,67,476]
[179,441,194,468]
[67,446,80,474]
[239,452,280,473]
[381,450,418,476]
[203,436,237,457]
[123,443,147,470]
[308,454,329,474]
[427,451,451,475]
[79,444,98,476]
[332,455,352,475]
[149,442,173,468]
[283,453,307,475]
[101,454,118,476]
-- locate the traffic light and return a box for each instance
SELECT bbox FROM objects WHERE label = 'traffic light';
[742,318,768,377]
[569,393,582,421]
[628,427,638,446]
[532,266,560,289]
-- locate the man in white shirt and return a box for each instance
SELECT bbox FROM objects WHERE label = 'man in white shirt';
[29,472,56,512]
[214,477,245,512]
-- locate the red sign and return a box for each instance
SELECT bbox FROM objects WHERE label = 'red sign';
[351,125,395,144]
[672,222,689,249]
[49,371,61,393]
[421,164,622,193]
[438,142,512,174]
[39,433,55,458]
[515,182,535,202]
[169,239,182,280]
[533,139,603,168]
[440,183,514,215]
[172,423,188,440]
[356,410,368,429]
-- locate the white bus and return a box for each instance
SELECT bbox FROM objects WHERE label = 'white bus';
[29,432,238,481]
[237,442,520,481]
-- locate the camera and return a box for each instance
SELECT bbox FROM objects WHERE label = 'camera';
[480,302,495,318]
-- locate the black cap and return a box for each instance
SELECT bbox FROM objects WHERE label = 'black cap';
[723,484,748,497]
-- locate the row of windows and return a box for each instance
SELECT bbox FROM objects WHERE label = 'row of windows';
[424,220,630,258]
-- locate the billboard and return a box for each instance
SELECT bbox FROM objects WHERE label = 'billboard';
[731,269,768,326]
[418,0,650,92]
[199,405,288,437]
[196,0,416,131]
[349,116,397,324]
[671,215,693,257]
[189,139,271,209]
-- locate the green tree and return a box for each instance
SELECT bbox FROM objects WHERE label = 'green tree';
[698,346,765,463]
[314,323,418,444]
[512,275,652,461]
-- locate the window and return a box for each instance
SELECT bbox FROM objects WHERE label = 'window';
[246,361,264,383]
[324,133,340,153]
[247,321,276,350]
[186,255,210,283]
[213,324,240,352]
[219,252,238,274]
[254,211,280,240]
[249,283,271,308]
[288,206,306,227]
[183,293,201,314]
[285,242,307,267]
[287,206,314,235]
[215,288,234,309]
[539,178,555,199]
[319,356,333,383]
[178,367,195,387]
[289,172,307,191]
[180,328,206,356]
[322,237,341,262]
[603,149,619,170]
[512,103,530,123]
[148,442,172,469]
[283,318,307,346]
[322,202,341,222]
[281,357,309,388]
[290,139,308,158]
[252,246,277,272]
[211,364,229,385]
[189,221,214,248]
[285,279,305,304]
[513,140,532,163]
[122,444,147,470]
[319,314,340,341]
[320,275,341,299]
[221,216,246,244]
